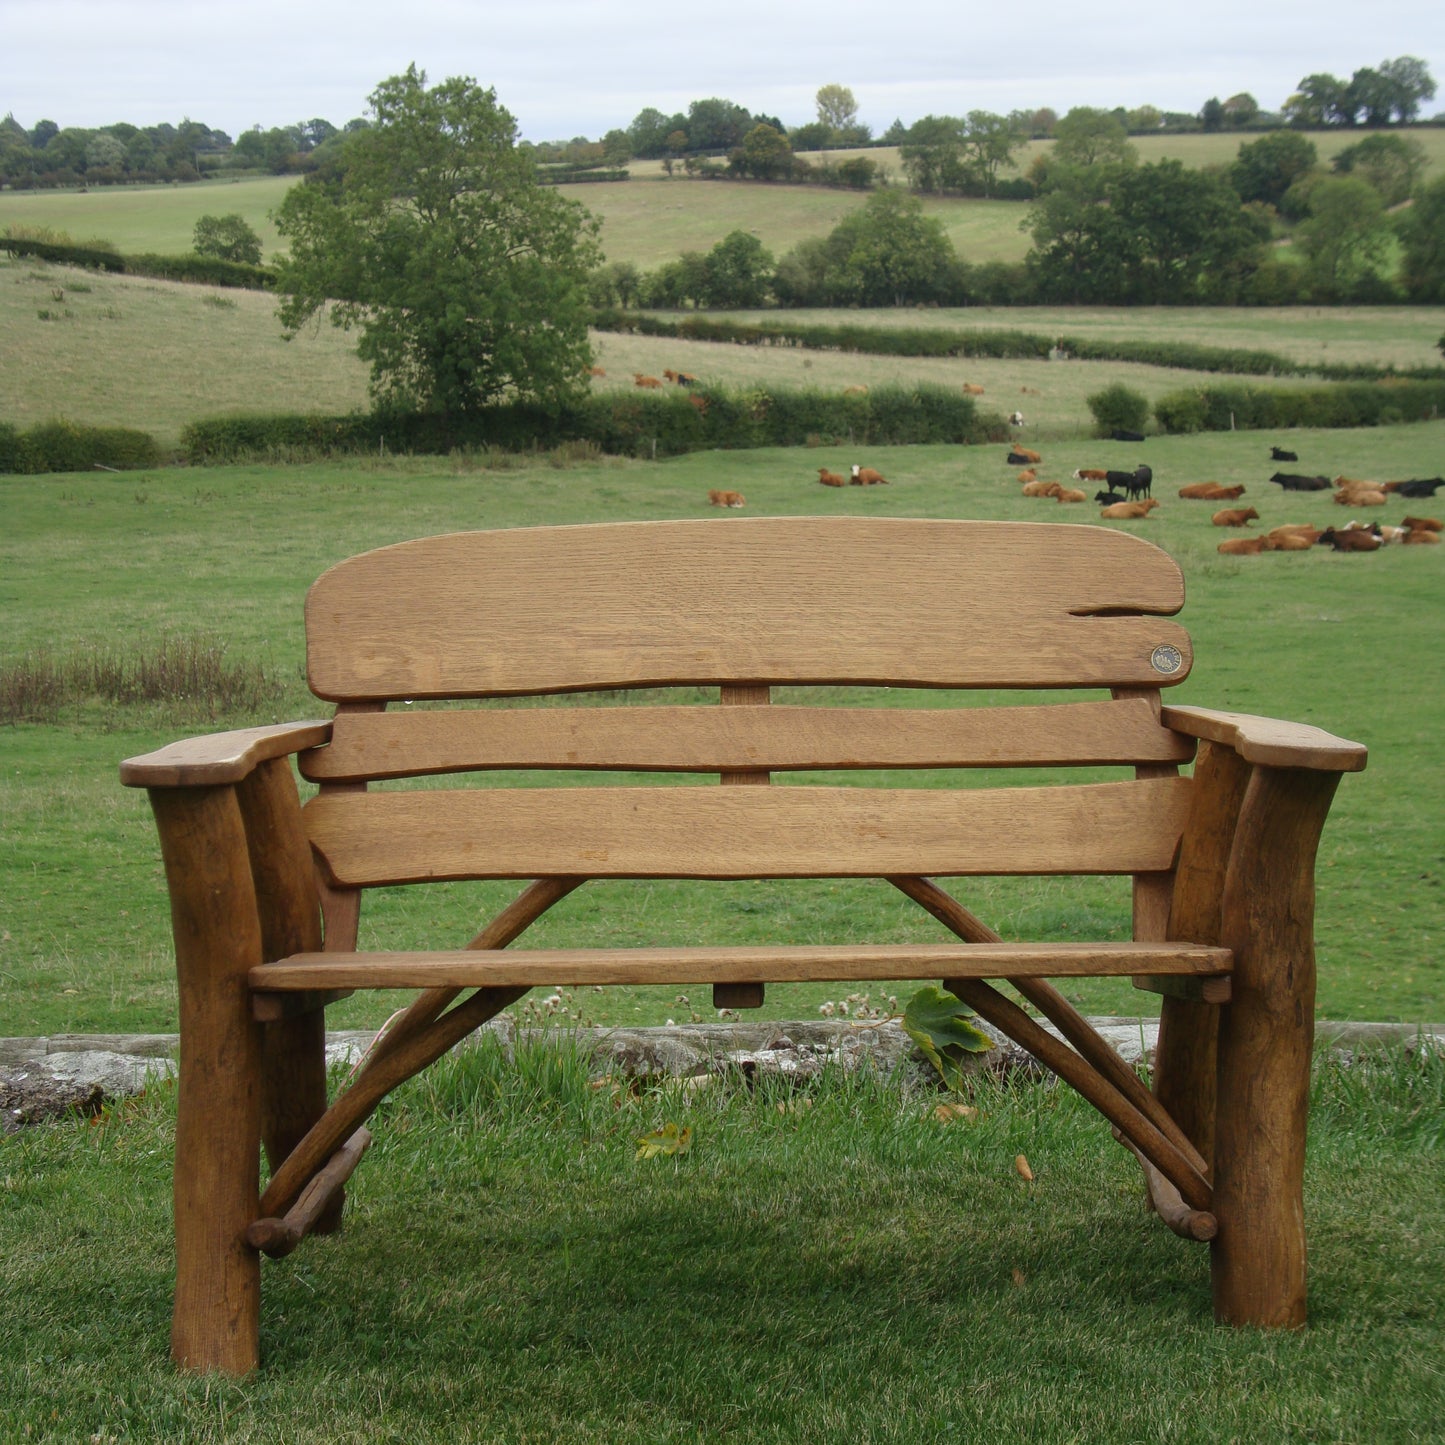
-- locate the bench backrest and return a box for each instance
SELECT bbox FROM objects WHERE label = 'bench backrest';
[296,518,1197,897]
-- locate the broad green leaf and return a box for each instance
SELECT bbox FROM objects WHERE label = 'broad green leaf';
[902,984,994,1093]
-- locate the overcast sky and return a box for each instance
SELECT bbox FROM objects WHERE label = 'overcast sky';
[4,0,1441,142]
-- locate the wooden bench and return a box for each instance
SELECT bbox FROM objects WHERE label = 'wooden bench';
[120,517,1366,1374]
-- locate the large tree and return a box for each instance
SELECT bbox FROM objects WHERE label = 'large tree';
[815,84,859,133]
[1231,131,1318,209]
[1398,175,1445,303]
[1296,177,1391,296]
[275,66,600,415]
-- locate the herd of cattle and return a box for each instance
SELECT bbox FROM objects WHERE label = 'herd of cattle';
[1005,443,1444,554]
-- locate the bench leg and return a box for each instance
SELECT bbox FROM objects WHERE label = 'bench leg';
[150,787,264,1375]
[1211,765,1340,1328]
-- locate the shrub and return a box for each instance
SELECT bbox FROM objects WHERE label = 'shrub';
[0,419,162,474]
[192,214,264,265]
[1085,383,1151,437]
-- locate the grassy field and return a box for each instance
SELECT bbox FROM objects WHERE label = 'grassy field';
[6,250,1443,446]
[7,128,1439,272]
[3,421,1442,1037]
[2,1038,1442,1440]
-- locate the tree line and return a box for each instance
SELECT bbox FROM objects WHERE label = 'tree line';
[3,55,1436,191]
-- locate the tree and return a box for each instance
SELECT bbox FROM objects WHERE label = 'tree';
[1221,93,1260,128]
[1027,159,1268,304]
[1199,97,1225,132]
[1377,56,1437,123]
[815,84,859,134]
[1398,176,1445,303]
[687,97,752,152]
[789,121,833,152]
[193,213,263,264]
[274,66,601,415]
[899,115,966,192]
[1288,73,1353,126]
[1332,133,1426,206]
[732,123,792,180]
[1051,108,1135,169]
[831,188,957,305]
[1295,177,1391,297]
[960,110,1026,195]
[1231,132,1318,208]
[700,230,774,306]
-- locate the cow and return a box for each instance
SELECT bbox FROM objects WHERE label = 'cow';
[1073,468,1108,482]
[1212,507,1260,527]
[1008,448,1042,465]
[850,465,888,485]
[1054,487,1087,503]
[1270,446,1298,462]
[963,383,986,396]
[587,365,606,378]
[1009,411,1024,426]
[1402,527,1442,544]
[843,385,868,396]
[707,490,745,508]
[1106,465,1151,501]
[817,468,847,488]
[1384,478,1445,498]
[1022,480,1061,498]
[1218,537,1269,556]
[1111,429,1145,442]
[1268,473,1331,491]
[633,373,664,389]
[1094,490,1127,506]
[1401,515,1443,533]
[1317,527,1380,552]
[1179,483,1246,501]
[1100,499,1160,520]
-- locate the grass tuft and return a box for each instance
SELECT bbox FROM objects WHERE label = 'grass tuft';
[0,635,282,724]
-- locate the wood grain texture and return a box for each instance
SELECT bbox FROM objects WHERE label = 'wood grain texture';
[304,520,1191,699]
[300,697,1195,781]
[302,777,1194,885]
[1211,765,1342,1328]
[249,940,1231,992]
[120,721,332,788]
[148,785,264,1376]
[235,761,339,1230]
[1161,706,1367,773]
[1153,741,1254,1165]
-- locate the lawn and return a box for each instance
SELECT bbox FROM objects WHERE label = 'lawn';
[1,1038,1441,1440]
[3,421,1442,1037]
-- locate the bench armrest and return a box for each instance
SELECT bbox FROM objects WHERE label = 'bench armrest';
[1160,706,1366,773]
[120,721,333,789]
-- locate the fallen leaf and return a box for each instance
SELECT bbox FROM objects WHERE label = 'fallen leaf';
[635,1122,693,1159]
[932,1102,979,1123]
[1015,1154,1034,1182]
[1011,1268,1026,1288]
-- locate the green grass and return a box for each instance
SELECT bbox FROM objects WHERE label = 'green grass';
[2,421,1442,1036]
[1,1039,1442,1439]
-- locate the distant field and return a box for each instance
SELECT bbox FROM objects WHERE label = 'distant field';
[0,252,369,442]
[6,128,1437,272]
[5,252,1443,445]
[713,305,1445,371]
[0,174,293,257]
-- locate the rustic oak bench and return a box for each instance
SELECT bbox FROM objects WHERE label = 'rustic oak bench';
[121,517,1366,1374]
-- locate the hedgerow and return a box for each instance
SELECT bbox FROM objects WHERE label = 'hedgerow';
[0,419,163,473]
[1153,380,1445,433]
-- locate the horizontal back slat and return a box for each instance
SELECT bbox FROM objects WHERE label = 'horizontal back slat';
[300,697,1195,782]
[303,777,1192,885]
[305,519,1191,700]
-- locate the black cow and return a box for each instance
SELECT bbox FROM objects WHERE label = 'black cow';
[1094,490,1126,505]
[1390,478,1445,498]
[1106,464,1152,500]
[1270,446,1298,462]
[1110,429,1145,442]
[1268,472,1332,491]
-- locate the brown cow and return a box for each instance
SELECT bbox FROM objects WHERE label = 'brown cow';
[843,385,868,396]
[1009,448,1042,465]
[1403,528,1441,544]
[1179,482,1246,500]
[1401,515,1443,532]
[816,468,846,487]
[707,489,745,508]
[633,373,664,389]
[1073,468,1108,482]
[1212,507,1260,527]
[850,465,888,485]
[1016,469,1037,484]
[962,383,986,396]
[1100,500,1160,520]
[587,365,606,377]
[1022,479,1061,498]
[1218,537,1268,556]
[1054,487,1087,503]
